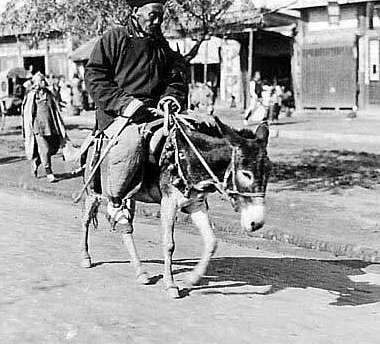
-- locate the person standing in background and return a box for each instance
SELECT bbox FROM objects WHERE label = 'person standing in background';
[268,77,282,124]
[71,73,83,116]
[244,71,263,125]
[48,75,63,109]
[22,72,67,182]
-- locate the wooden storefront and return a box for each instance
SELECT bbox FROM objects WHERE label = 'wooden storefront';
[292,0,380,111]
[301,36,357,110]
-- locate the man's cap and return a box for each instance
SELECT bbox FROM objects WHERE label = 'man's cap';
[127,0,166,8]
[32,71,46,84]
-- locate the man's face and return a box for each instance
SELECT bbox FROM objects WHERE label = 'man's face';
[135,3,164,36]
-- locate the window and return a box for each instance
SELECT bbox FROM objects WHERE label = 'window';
[369,40,379,81]
[327,1,340,25]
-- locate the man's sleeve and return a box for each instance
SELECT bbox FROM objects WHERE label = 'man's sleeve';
[161,48,188,110]
[84,30,143,117]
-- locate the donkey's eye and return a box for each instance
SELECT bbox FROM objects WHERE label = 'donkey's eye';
[236,170,254,186]
[241,171,254,180]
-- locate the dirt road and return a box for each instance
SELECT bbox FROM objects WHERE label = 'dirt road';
[1,188,380,344]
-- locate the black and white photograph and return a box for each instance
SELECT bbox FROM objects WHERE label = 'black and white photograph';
[0,0,380,343]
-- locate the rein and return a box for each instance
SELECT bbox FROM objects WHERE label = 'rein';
[171,114,265,200]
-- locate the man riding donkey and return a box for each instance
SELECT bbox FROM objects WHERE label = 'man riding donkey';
[84,0,188,233]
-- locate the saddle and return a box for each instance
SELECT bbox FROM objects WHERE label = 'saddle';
[144,118,167,164]
[80,118,167,195]
[79,112,218,197]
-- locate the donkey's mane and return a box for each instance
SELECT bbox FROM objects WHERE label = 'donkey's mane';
[235,128,257,140]
[175,115,259,182]
[185,114,257,141]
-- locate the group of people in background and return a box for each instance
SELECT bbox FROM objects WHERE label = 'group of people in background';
[22,72,94,116]
[244,71,295,126]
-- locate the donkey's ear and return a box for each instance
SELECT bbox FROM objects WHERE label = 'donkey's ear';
[255,121,269,146]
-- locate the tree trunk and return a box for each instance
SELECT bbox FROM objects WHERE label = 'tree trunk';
[184,38,204,63]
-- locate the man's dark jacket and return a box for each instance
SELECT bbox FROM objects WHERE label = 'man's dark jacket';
[85,27,188,131]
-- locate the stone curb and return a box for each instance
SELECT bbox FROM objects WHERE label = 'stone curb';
[254,228,380,264]
[278,129,380,145]
[2,178,380,263]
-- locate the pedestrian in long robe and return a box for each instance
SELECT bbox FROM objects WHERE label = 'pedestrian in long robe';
[22,72,67,182]
[71,73,83,116]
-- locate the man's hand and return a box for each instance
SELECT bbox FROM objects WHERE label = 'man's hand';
[147,107,165,117]
[158,96,181,114]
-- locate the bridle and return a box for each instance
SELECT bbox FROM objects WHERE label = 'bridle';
[170,113,266,204]
[222,146,266,198]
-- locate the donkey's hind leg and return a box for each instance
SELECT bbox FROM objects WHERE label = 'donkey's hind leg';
[185,201,217,287]
[80,193,101,268]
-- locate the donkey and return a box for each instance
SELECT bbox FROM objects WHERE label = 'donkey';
[79,115,271,298]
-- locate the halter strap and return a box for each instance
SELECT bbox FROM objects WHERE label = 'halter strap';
[172,114,265,199]
[222,146,266,198]
[172,115,226,195]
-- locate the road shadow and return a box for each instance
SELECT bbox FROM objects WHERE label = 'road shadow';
[86,256,380,305]
[0,155,26,165]
[271,149,380,190]
[168,257,380,306]
[0,129,22,136]
[55,171,83,181]
[92,260,130,267]
[65,124,93,131]
[269,120,308,126]
[245,119,309,127]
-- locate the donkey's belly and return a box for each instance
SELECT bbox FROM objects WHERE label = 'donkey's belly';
[133,185,162,203]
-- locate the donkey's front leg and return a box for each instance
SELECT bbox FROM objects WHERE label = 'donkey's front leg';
[160,194,180,298]
[186,202,217,287]
[120,200,149,285]
[121,231,150,285]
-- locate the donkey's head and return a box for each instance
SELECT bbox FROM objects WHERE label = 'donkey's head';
[216,118,271,234]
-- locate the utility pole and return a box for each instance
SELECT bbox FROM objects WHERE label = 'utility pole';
[203,40,208,83]
[203,35,211,84]
[247,28,254,82]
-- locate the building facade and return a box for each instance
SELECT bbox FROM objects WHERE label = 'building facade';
[0,33,76,80]
[292,0,380,111]
[168,0,298,108]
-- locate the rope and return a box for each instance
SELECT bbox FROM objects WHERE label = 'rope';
[171,113,265,199]
[171,115,226,196]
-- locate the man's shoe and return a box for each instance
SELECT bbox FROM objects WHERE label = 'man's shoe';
[107,202,133,233]
[46,174,56,183]
[31,163,38,178]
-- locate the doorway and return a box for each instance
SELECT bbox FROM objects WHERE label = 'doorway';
[23,56,45,75]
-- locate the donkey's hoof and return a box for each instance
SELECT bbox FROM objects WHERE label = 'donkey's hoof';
[186,272,201,287]
[166,286,180,299]
[137,272,150,285]
[81,257,92,268]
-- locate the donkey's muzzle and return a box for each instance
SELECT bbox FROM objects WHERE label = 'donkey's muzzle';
[240,199,265,233]
[250,221,264,232]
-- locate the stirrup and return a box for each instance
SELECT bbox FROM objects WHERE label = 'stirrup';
[107,203,134,233]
